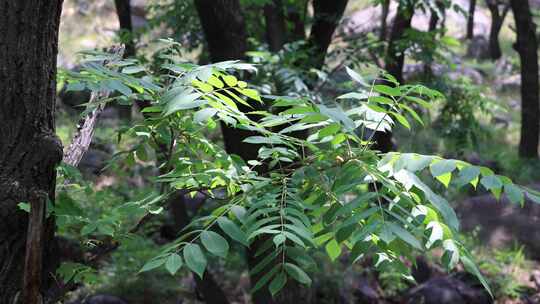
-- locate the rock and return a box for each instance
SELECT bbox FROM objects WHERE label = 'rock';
[495,74,521,92]
[352,277,381,304]
[456,184,540,259]
[448,66,484,84]
[401,273,491,304]
[466,36,490,60]
[79,146,110,176]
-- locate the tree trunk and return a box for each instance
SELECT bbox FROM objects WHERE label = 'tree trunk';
[264,0,287,52]
[194,2,278,303]
[511,0,539,158]
[385,1,413,84]
[114,0,136,58]
[467,0,477,39]
[306,0,349,69]
[375,1,414,153]
[428,1,444,32]
[380,0,390,40]
[0,1,64,303]
[486,0,510,61]
[114,0,135,120]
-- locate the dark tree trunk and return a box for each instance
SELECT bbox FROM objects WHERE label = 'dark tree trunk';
[306,0,349,69]
[385,1,413,84]
[264,0,287,52]
[0,1,64,303]
[165,192,230,304]
[380,0,390,40]
[428,1,445,32]
[375,0,414,153]
[511,0,539,158]
[194,1,278,303]
[486,0,510,61]
[467,0,477,39]
[114,0,135,120]
[114,0,136,58]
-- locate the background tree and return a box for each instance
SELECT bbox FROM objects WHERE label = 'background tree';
[511,0,539,158]
[264,0,287,52]
[467,0,477,39]
[485,0,510,60]
[0,1,64,303]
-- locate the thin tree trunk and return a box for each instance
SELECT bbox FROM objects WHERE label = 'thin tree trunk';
[486,0,510,60]
[114,0,135,120]
[194,1,276,303]
[0,1,64,303]
[306,0,349,69]
[264,0,287,52]
[429,1,445,32]
[380,0,390,40]
[511,0,539,158]
[467,0,477,39]
[374,1,414,153]
[114,0,136,58]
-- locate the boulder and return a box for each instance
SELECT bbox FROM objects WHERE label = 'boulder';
[466,36,490,60]
[456,184,540,259]
[401,273,491,304]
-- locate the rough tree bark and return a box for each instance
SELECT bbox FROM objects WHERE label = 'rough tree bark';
[467,0,477,39]
[264,0,287,52]
[511,0,539,158]
[0,1,64,303]
[486,0,510,61]
[374,0,414,153]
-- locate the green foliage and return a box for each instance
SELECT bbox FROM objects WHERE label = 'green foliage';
[56,44,540,299]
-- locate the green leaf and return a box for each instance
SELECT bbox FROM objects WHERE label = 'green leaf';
[504,184,524,205]
[223,75,238,87]
[165,92,204,115]
[122,65,146,74]
[273,234,286,247]
[345,66,368,86]
[442,239,459,269]
[425,221,443,249]
[319,123,341,138]
[374,84,400,96]
[165,253,183,275]
[461,255,493,298]
[183,244,207,278]
[237,88,262,102]
[284,263,311,285]
[269,271,287,296]
[201,231,229,258]
[18,202,30,212]
[194,108,218,124]
[251,264,280,294]
[430,159,456,177]
[337,92,368,100]
[217,217,249,246]
[325,239,342,261]
[391,113,411,130]
[139,257,166,273]
[387,222,422,250]
[455,166,480,188]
